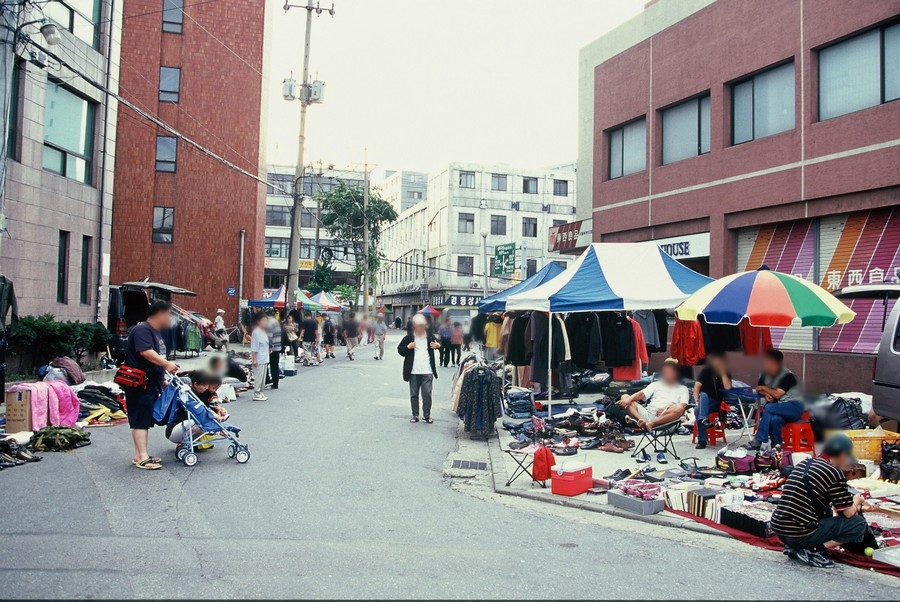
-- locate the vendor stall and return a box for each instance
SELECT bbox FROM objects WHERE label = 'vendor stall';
[309,291,343,312]
[478,262,565,313]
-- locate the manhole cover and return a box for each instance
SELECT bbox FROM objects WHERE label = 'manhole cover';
[451,460,487,471]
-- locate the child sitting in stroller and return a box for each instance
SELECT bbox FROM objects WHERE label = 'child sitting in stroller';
[166,372,227,448]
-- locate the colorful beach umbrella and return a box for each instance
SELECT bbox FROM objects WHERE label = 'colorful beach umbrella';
[418,305,441,316]
[676,268,856,327]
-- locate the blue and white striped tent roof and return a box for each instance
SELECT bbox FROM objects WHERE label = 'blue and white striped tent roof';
[505,242,713,312]
[478,262,565,313]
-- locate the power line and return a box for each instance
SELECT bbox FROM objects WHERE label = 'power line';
[97,0,225,30]
[177,4,264,79]
[384,257,523,284]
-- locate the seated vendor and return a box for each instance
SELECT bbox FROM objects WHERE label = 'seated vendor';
[772,433,868,569]
[747,349,803,451]
[617,359,689,430]
[693,352,732,450]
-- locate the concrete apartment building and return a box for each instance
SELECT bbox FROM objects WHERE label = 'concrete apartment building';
[378,162,577,323]
[263,165,365,290]
[110,0,270,318]
[577,0,899,392]
[382,169,428,213]
[1,0,121,322]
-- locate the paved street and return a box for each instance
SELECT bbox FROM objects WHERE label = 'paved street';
[1,332,896,599]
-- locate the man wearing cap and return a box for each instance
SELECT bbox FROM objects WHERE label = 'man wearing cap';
[214,309,228,351]
[397,314,440,423]
[771,433,869,568]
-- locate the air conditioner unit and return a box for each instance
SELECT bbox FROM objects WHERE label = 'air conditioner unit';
[471,282,480,289]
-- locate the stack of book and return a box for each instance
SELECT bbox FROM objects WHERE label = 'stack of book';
[720,501,778,537]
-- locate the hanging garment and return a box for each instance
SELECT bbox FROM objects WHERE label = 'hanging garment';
[500,315,514,357]
[700,316,742,353]
[0,275,19,334]
[739,318,773,355]
[554,314,572,362]
[632,310,660,351]
[484,314,503,349]
[653,309,670,353]
[671,319,706,367]
[612,317,649,381]
[530,313,567,386]
[470,313,488,344]
[507,314,531,367]
[599,312,635,368]
[456,365,502,436]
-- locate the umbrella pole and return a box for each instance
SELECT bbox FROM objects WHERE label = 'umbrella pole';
[883,292,889,333]
[547,311,553,419]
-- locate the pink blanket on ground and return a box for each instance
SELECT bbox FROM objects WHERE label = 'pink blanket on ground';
[8,381,79,429]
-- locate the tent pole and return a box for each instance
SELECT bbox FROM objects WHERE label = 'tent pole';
[547,311,553,419]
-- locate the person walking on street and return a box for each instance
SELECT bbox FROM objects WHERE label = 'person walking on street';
[438,318,453,367]
[250,313,270,400]
[450,322,464,366]
[343,312,360,360]
[397,314,440,423]
[462,319,472,351]
[322,314,336,359]
[300,311,321,366]
[266,313,284,390]
[124,301,178,470]
[284,315,300,361]
[214,308,229,351]
[373,314,388,360]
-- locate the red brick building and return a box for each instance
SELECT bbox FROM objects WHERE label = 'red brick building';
[111,0,269,318]
[576,0,899,392]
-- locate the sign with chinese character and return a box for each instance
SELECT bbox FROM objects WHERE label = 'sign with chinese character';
[299,259,315,270]
[494,243,516,275]
[548,218,592,252]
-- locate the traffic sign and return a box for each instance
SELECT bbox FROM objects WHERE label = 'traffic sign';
[226,286,237,297]
[494,243,516,275]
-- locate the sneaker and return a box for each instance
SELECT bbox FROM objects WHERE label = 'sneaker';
[656,452,668,464]
[746,439,762,451]
[636,449,651,463]
[783,545,798,560]
[794,548,835,568]
[252,394,267,401]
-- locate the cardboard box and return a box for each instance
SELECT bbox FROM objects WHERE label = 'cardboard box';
[5,390,32,432]
[607,489,665,515]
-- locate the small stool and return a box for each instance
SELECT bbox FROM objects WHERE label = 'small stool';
[692,414,727,445]
[781,411,815,453]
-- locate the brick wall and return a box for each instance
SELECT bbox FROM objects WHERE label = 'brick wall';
[110,0,267,320]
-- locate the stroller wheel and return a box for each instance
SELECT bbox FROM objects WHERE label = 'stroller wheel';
[235,448,250,464]
[183,452,199,467]
[226,445,236,458]
[176,447,187,461]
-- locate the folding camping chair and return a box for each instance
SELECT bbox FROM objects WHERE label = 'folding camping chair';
[630,419,682,461]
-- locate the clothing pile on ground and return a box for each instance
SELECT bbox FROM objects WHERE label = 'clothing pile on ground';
[73,382,128,425]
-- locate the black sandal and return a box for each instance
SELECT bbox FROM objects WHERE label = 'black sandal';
[423,417,433,424]
[410,417,420,423]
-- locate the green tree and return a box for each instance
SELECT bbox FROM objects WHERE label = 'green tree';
[318,182,398,300]
[306,253,336,295]
[334,284,358,309]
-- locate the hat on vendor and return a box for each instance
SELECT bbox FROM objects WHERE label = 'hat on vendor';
[216,308,225,314]
[821,432,853,459]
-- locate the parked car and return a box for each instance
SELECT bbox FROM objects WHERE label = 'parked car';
[834,284,900,420]
[107,281,197,359]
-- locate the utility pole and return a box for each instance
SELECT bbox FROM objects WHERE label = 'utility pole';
[362,149,369,313]
[283,0,333,308]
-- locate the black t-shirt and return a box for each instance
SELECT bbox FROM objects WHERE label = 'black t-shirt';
[344,319,359,338]
[300,319,318,342]
[697,366,731,402]
[758,371,799,393]
[125,322,166,393]
[322,319,334,335]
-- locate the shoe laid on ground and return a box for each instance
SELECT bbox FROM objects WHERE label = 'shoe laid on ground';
[636,449,651,463]
[794,548,835,568]
[252,394,267,401]
[695,441,708,450]
[656,452,668,464]
[605,468,632,481]
[598,440,624,454]
[746,439,762,451]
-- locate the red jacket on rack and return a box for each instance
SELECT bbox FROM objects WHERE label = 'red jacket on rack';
[671,319,706,367]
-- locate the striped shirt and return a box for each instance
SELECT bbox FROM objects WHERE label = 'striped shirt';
[771,458,854,538]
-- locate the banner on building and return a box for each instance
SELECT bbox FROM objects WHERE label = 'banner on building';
[431,294,482,308]
[549,218,592,252]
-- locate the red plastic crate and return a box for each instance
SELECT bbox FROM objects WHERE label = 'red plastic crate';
[550,462,593,496]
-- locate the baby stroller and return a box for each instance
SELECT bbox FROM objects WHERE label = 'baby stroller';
[154,376,250,467]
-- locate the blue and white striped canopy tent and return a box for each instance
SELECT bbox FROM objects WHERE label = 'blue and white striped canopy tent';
[478,262,565,313]
[505,242,712,313]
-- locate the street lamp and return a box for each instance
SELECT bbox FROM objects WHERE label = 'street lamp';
[38,22,61,45]
[479,199,489,298]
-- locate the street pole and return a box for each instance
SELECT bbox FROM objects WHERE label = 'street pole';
[362,149,369,313]
[284,0,332,308]
[479,198,489,297]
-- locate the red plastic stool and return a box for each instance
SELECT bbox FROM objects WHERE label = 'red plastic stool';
[692,404,727,445]
[781,411,815,453]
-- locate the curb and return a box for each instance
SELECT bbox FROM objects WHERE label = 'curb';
[485,430,727,539]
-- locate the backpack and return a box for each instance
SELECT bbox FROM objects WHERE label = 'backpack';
[323,320,334,335]
[716,450,756,475]
[532,446,555,482]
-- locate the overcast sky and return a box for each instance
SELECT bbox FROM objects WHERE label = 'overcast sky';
[264,0,646,179]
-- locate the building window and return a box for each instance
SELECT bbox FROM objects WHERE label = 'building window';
[80,235,92,305]
[300,242,314,259]
[491,173,507,191]
[152,207,175,243]
[552,179,568,196]
[267,173,293,196]
[155,136,177,172]
[263,273,283,289]
[608,118,646,179]
[732,61,795,144]
[162,0,184,34]
[264,236,290,258]
[409,174,425,183]
[662,94,711,164]
[42,81,95,184]
[300,206,317,228]
[458,212,474,234]
[526,259,537,278]
[552,260,567,270]
[490,214,506,236]
[522,177,538,194]
[522,217,538,238]
[265,204,292,227]
[819,24,900,121]
[458,170,475,188]
[407,190,423,200]
[45,0,100,48]
[57,231,69,304]
[457,256,474,277]
[428,258,436,276]
[489,257,497,276]
[6,60,21,159]
[159,66,181,103]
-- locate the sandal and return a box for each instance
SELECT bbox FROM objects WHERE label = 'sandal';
[410,417,420,423]
[423,417,434,424]
[134,457,161,470]
[133,456,161,466]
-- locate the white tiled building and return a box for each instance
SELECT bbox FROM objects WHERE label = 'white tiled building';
[378,161,577,322]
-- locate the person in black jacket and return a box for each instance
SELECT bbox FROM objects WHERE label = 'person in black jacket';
[397,314,440,423]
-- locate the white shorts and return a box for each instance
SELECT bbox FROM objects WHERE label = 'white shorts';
[637,402,676,422]
[168,419,196,443]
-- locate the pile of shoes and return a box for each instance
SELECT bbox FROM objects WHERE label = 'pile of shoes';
[0,436,42,469]
[502,409,635,454]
